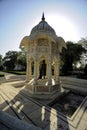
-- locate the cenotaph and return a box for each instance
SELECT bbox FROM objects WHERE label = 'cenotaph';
[20,13,66,99]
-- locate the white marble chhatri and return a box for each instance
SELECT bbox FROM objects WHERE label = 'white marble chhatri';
[20,13,66,99]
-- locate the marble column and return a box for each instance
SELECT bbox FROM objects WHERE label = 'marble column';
[48,59,52,92]
[55,56,60,84]
[33,59,37,85]
[26,54,29,82]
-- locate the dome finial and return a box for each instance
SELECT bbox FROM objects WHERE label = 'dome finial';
[42,12,45,21]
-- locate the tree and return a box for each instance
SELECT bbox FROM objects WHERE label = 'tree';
[78,37,87,51]
[60,41,86,75]
[78,37,87,66]
[17,51,26,70]
[3,51,18,70]
[0,54,2,62]
[0,54,3,70]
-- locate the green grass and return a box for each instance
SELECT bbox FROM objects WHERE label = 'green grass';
[3,70,26,75]
[0,72,4,77]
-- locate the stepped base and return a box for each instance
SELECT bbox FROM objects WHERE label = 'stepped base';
[24,78,64,99]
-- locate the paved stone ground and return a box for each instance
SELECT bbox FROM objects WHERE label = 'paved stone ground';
[0,74,87,130]
[50,92,85,117]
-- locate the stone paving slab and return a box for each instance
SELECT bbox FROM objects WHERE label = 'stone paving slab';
[0,110,41,130]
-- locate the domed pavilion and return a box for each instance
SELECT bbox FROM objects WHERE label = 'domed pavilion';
[20,13,66,99]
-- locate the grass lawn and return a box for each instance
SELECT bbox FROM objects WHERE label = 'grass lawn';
[0,71,4,77]
[3,70,26,75]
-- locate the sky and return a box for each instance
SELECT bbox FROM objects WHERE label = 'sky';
[0,0,87,57]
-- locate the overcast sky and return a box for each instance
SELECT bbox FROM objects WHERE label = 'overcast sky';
[0,0,87,56]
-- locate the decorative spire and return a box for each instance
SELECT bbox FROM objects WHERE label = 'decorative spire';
[42,12,45,21]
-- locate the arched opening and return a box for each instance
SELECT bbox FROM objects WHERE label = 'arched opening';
[39,60,46,79]
[31,61,34,75]
[52,64,54,76]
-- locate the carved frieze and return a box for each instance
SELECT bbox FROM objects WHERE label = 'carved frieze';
[36,46,49,53]
[37,38,48,46]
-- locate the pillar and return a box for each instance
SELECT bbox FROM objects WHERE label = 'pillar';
[55,55,60,84]
[26,54,29,82]
[48,59,52,92]
[33,59,37,85]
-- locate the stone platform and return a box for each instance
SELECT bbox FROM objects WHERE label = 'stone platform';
[0,74,87,130]
[25,78,62,100]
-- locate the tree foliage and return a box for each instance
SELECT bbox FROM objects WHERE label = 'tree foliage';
[61,41,86,75]
[0,54,3,70]
[78,37,87,65]
[17,51,26,70]
[0,54,2,62]
[2,50,26,71]
[3,51,18,70]
[78,37,87,51]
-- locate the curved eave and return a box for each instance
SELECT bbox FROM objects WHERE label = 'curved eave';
[56,37,66,52]
[20,36,30,51]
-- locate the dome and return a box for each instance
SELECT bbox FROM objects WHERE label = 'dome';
[30,13,56,36]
